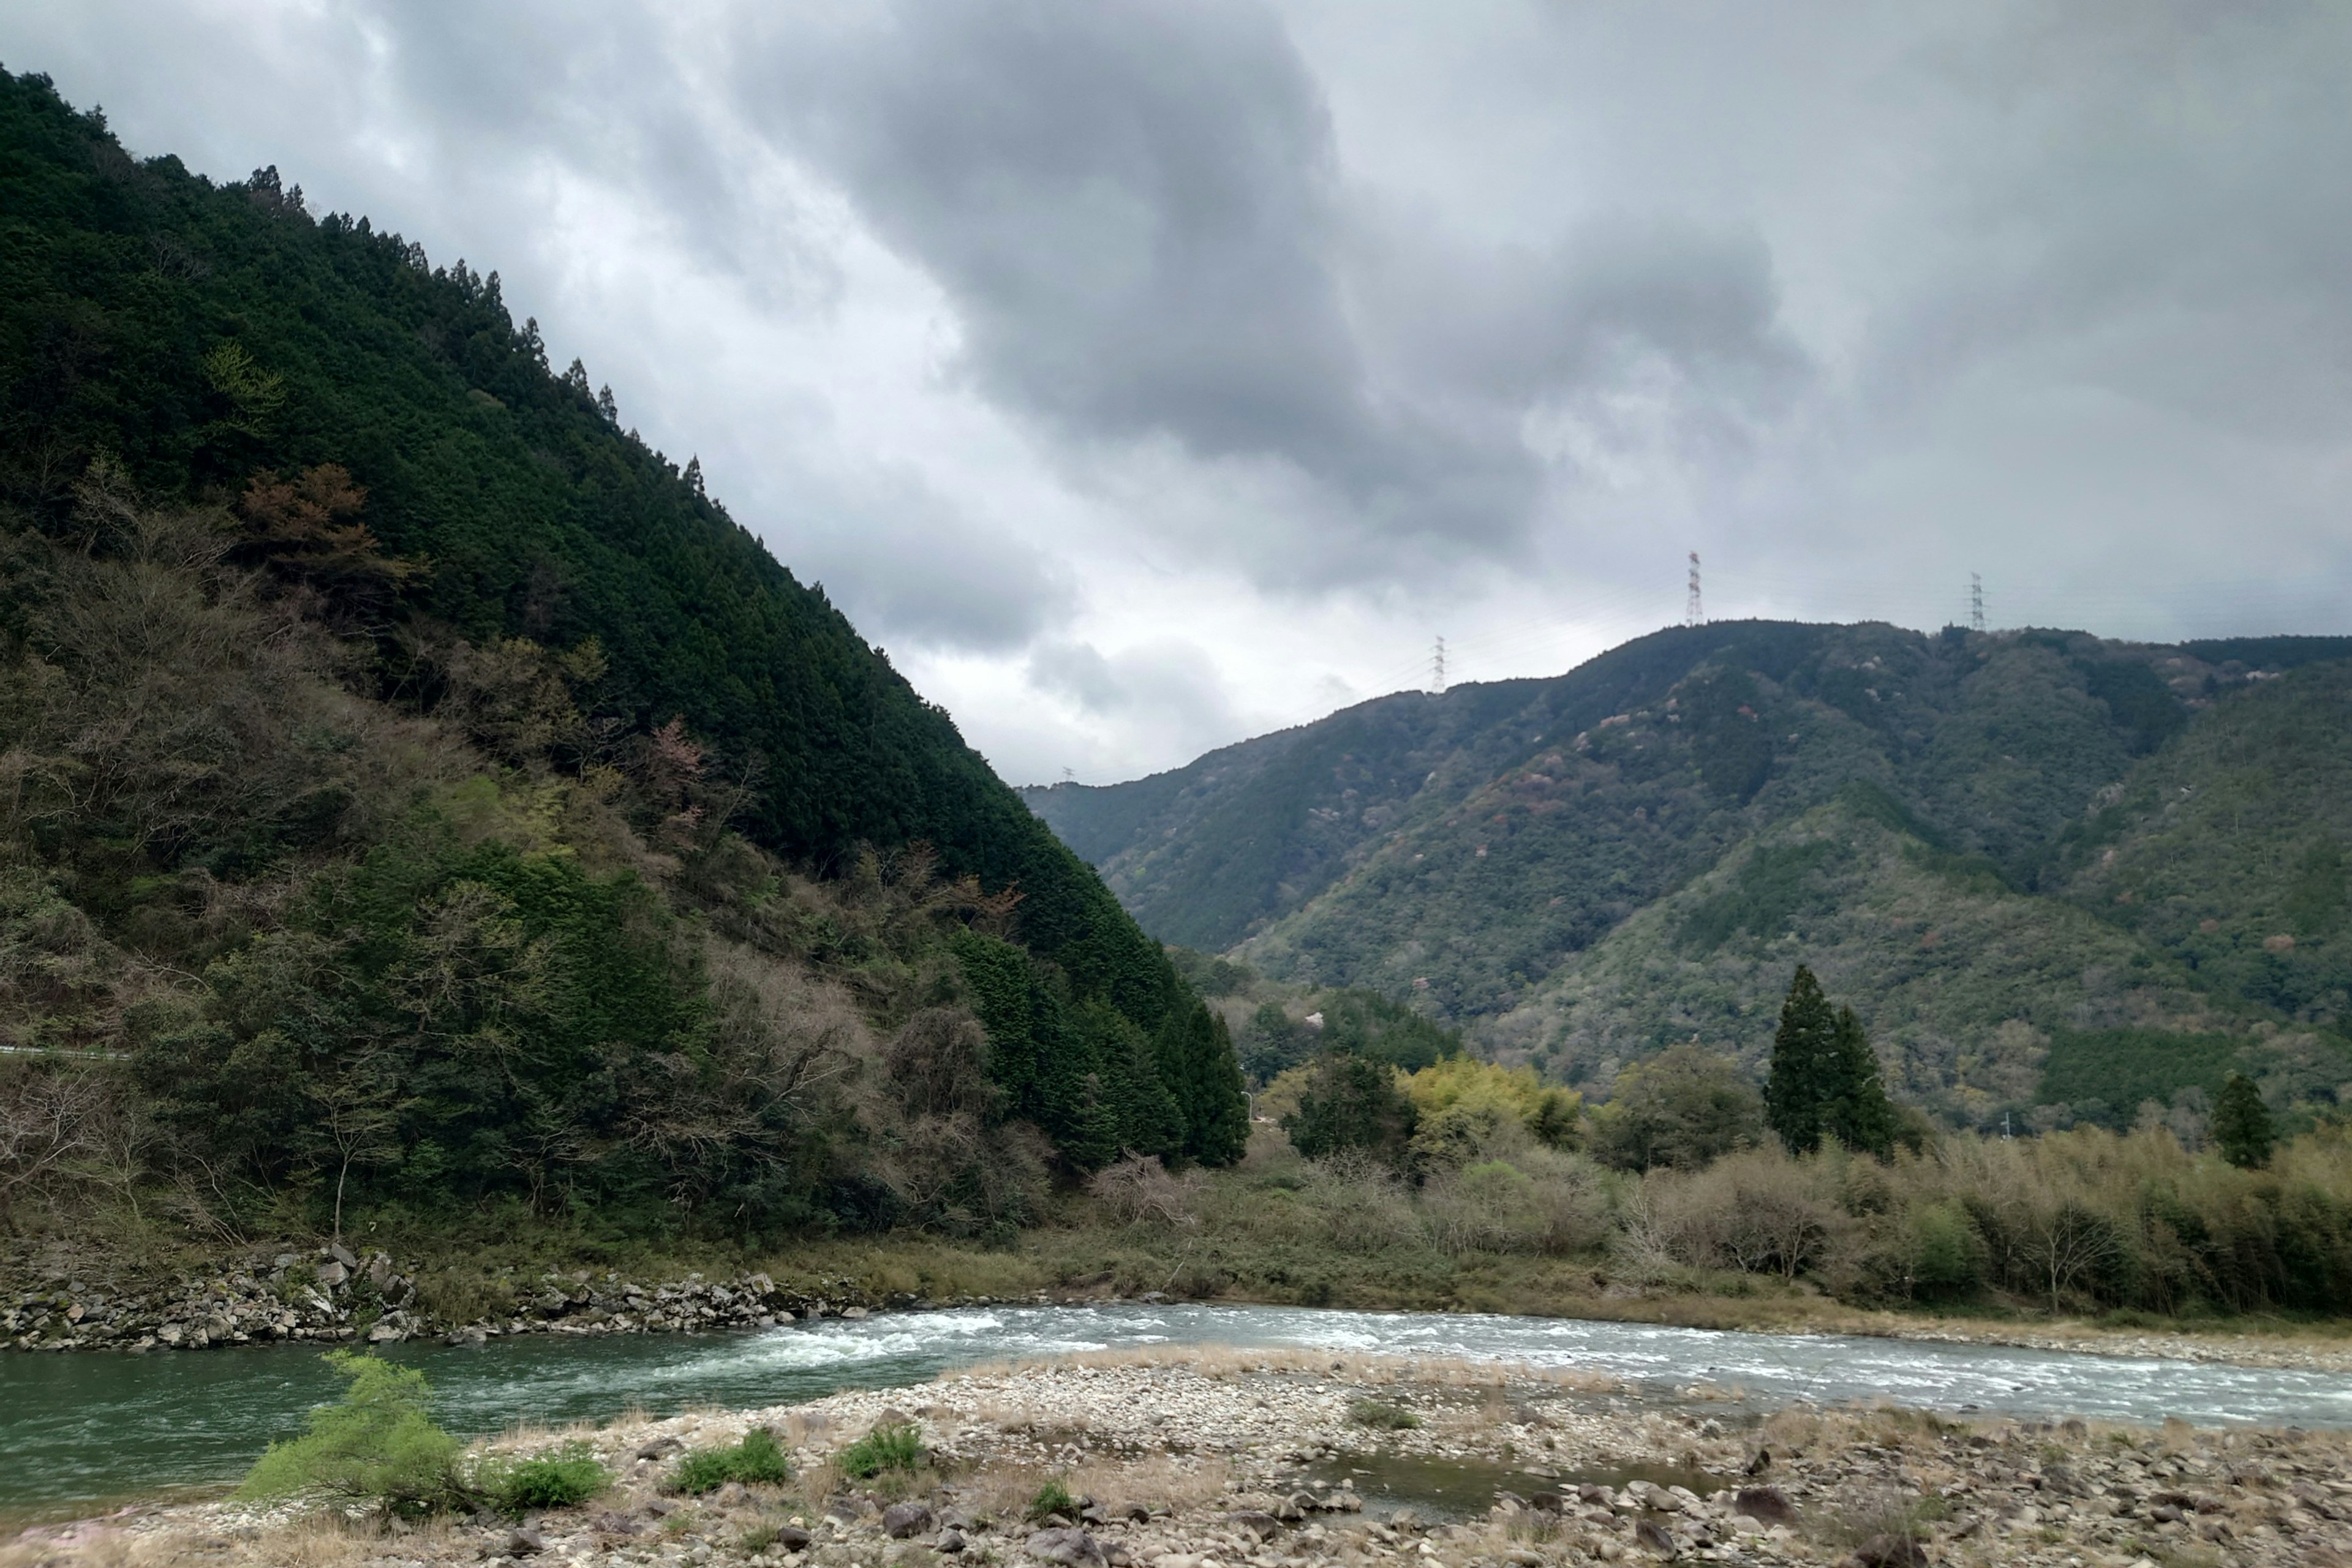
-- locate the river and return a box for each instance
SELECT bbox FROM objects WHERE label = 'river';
[8,1303,2352,1520]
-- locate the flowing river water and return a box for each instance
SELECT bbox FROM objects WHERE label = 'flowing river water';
[8,1303,2352,1521]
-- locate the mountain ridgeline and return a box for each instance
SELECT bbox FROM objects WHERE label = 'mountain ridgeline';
[0,69,1245,1246]
[1025,621,2352,1134]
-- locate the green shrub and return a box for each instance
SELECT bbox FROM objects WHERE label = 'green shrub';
[479,1443,609,1514]
[1347,1398,1420,1430]
[673,1427,791,1494]
[236,1351,468,1516]
[838,1422,924,1480]
[1028,1480,1078,1520]
[1909,1200,1987,1300]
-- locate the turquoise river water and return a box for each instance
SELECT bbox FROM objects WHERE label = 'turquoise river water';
[7,1303,2351,1520]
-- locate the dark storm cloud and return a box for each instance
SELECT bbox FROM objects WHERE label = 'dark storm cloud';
[733,0,1809,571]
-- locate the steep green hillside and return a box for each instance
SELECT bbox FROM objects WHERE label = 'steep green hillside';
[2054,660,2352,1022]
[1482,787,2217,1118]
[0,70,1246,1250]
[0,70,1178,1031]
[1030,620,2352,1129]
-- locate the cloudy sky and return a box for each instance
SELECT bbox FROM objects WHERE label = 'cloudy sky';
[10,1,2351,783]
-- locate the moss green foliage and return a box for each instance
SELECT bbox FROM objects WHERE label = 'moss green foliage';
[2211,1074,2276,1169]
[837,1422,924,1480]
[478,1443,609,1514]
[236,1351,467,1516]
[1234,987,1458,1085]
[673,1428,791,1494]
[1589,1044,1760,1172]
[1027,1480,1079,1520]
[0,70,1250,1250]
[1347,1398,1420,1430]
[2037,1029,2242,1118]
[1282,1055,1418,1164]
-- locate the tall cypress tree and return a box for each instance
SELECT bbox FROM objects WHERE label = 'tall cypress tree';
[1822,1005,1897,1156]
[1765,965,1837,1154]
[2212,1073,2276,1169]
[1161,1004,1250,1166]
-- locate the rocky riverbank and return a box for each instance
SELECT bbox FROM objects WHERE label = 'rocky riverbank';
[1,1243,1009,1354]
[14,1346,2351,1568]
[13,1238,2352,1380]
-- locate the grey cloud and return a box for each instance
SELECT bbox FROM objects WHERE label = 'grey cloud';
[1346,206,1811,462]
[740,1,1369,466]
[733,0,1815,582]
[1028,638,1237,734]
[772,472,1074,655]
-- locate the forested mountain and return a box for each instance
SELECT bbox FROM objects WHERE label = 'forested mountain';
[1025,622,2352,1133]
[0,69,1245,1246]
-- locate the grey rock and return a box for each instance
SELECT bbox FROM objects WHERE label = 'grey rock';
[1024,1528,1108,1567]
[1852,1534,1927,1568]
[507,1526,546,1556]
[1733,1487,1794,1526]
[885,1502,937,1539]
[1632,1518,1675,1553]
[936,1529,967,1555]
[327,1242,358,1270]
[315,1261,348,1288]
[637,1436,685,1460]
[1226,1511,1282,1542]
[777,1526,813,1551]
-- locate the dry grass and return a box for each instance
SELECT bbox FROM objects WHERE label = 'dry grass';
[949,1447,1231,1525]
[0,1514,469,1568]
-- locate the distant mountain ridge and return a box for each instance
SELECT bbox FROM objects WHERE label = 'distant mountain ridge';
[1023,622,2352,1129]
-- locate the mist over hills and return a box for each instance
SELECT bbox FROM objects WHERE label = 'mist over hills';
[1024,620,2352,1130]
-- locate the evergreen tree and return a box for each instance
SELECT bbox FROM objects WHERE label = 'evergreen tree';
[1821,1005,1897,1157]
[1765,965,1838,1154]
[1160,1004,1250,1166]
[1281,1054,1416,1164]
[1081,1000,1183,1159]
[2212,1073,2276,1169]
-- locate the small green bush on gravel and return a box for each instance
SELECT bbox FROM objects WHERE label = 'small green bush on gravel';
[1028,1479,1078,1520]
[674,1427,792,1493]
[838,1422,924,1480]
[478,1443,610,1513]
[1348,1397,1420,1430]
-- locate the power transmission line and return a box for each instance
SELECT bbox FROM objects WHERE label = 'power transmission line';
[1430,635,1447,693]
